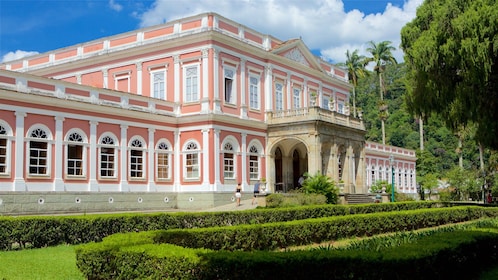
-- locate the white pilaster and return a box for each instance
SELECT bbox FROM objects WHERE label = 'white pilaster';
[89,121,98,191]
[174,131,181,192]
[102,68,108,89]
[213,48,222,113]
[241,132,247,189]
[264,65,272,112]
[14,111,26,191]
[120,125,128,191]
[148,128,155,191]
[202,128,210,190]
[173,55,181,115]
[240,59,247,118]
[214,129,221,190]
[136,61,143,95]
[201,49,210,113]
[54,116,64,191]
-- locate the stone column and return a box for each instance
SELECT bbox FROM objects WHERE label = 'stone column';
[173,55,181,115]
[136,61,143,95]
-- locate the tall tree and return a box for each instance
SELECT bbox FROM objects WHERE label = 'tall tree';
[365,40,398,144]
[401,0,498,150]
[338,49,367,118]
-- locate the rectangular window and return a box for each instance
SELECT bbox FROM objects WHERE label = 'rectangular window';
[151,71,165,99]
[223,153,235,178]
[67,144,83,176]
[322,97,329,109]
[224,68,235,104]
[130,150,143,178]
[249,76,260,110]
[249,155,259,179]
[29,141,48,175]
[0,138,6,174]
[100,147,115,177]
[185,66,199,102]
[293,88,301,109]
[157,153,169,180]
[114,73,130,92]
[185,153,199,179]
[338,102,344,114]
[275,83,283,111]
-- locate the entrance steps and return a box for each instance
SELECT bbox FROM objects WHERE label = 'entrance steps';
[345,194,375,204]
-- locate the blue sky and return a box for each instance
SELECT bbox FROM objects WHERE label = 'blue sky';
[0,0,423,63]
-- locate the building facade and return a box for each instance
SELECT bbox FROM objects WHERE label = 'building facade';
[0,13,415,213]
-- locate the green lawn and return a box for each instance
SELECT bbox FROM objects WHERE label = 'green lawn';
[0,245,84,280]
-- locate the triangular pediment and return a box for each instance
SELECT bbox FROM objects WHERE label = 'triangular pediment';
[272,39,322,71]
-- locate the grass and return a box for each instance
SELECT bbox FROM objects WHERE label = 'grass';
[0,245,84,280]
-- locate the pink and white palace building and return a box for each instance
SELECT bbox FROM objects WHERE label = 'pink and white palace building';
[0,13,416,213]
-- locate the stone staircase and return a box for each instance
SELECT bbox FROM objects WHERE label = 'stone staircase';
[345,194,375,204]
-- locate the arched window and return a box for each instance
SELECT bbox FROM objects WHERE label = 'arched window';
[129,137,146,179]
[184,141,200,179]
[156,141,171,180]
[66,131,86,177]
[99,134,117,179]
[0,122,12,176]
[223,142,235,179]
[27,127,51,176]
[248,145,259,180]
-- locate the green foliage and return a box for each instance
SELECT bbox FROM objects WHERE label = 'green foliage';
[301,171,339,204]
[265,193,327,208]
[369,180,389,193]
[446,166,483,201]
[401,0,498,150]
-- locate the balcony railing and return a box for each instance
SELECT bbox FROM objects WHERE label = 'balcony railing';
[266,106,365,131]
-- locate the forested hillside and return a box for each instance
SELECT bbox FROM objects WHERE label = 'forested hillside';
[354,63,498,199]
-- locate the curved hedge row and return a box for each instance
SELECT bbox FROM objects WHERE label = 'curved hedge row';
[0,201,440,250]
[75,207,498,279]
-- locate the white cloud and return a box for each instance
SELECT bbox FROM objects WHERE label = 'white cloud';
[1,50,39,63]
[109,0,123,12]
[136,0,423,64]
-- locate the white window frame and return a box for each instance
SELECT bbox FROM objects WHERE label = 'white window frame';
[150,69,166,100]
[322,96,329,109]
[222,142,236,179]
[183,140,200,180]
[114,71,131,92]
[184,64,200,103]
[275,82,284,111]
[248,145,260,180]
[0,121,13,176]
[98,133,118,179]
[129,137,146,180]
[26,125,52,177]
[249,74,260,110]
[156,140,172,181]
[64,129,87,178]
[223,66,236,104]
[338,101,345,114]
[293,87,301,109]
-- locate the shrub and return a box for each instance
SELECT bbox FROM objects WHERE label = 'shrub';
[302,171,339,204]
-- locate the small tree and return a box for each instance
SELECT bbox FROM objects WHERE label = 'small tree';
[419,173,438,200]
[301,171,339,204]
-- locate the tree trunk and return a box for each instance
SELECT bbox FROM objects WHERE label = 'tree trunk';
[458,137,463,169]
[352,86,356,118]
[381,119,386,145]
[379,73,386,144]
[419,116,424,150]
[479,142,484,171]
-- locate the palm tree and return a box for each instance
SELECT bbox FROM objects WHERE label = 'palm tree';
[338,49,367,118]
[365,40,397,145]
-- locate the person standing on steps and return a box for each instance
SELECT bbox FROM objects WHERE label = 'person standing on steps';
[235,182,242,206]
[252,180,261,205]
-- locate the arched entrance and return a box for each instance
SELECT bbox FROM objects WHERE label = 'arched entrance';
[269,139,308,193]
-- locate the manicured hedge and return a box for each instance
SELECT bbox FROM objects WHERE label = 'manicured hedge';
[75,208,498,279]
[0,201,440,250]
